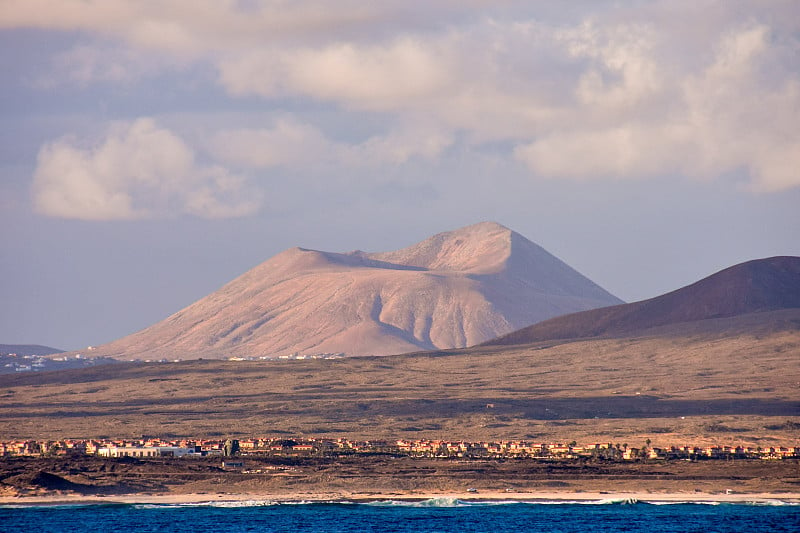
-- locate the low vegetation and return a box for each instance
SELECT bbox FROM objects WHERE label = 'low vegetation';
[1,318,797,448]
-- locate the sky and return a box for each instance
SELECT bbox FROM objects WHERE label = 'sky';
[1,1,799,351]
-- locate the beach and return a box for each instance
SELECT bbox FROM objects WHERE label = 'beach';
[3,489,799,507]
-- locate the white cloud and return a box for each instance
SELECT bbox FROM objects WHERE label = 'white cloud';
[32,118,261,220]
[559,21,662,112]
[0,1,485,50]
[44,44,172,86]
[351,125,452,165]
[218,38,452,111]
[515,23,800,190]
[210,118,335,169]
[210,116,452,171]
[6,1,800,193]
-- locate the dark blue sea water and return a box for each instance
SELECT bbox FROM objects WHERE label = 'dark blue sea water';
[2,498,798,533]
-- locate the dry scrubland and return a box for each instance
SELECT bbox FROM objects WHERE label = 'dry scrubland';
[1,310,798,446]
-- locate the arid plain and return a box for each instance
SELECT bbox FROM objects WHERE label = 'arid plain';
[2,309,797,446]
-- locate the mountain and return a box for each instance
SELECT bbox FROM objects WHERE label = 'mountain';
[0,344,63,356]
[485,256,800,346]
[88,222,621,360]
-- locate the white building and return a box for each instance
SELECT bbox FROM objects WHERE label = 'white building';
[96,445,197,458]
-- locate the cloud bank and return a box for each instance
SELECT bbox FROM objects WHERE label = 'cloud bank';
[33,118,260,220]
[6,1,800,220]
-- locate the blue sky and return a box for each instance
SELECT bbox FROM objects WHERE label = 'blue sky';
[1,1,799,350]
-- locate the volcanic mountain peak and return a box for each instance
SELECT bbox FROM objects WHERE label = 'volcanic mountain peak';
[263,246,420,274]
[254,222,515,277]
[86,222,622,360]
[366,221,513,274]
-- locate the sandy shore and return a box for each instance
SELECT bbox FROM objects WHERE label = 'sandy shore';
[2,490,799,506]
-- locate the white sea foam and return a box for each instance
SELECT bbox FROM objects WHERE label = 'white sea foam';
[646,500,716,506]
[365,498,644,507]
[0,502,126,510]
[368,497,470,507]
[9,497,796,510]
[182,500,279,508]
[642,500,720,506]
[132,500,279,509]
[520,498,643,505]
[596,498,640,505]
[741,500,798,506]
[161,497,797,508]
[518,500,593,505]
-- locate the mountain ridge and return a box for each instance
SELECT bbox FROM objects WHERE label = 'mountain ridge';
[484,255,800,347]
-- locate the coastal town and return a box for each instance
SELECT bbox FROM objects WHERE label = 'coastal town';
[2,437,798,462]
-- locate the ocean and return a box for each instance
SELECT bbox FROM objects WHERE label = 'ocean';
[2,498,799,533]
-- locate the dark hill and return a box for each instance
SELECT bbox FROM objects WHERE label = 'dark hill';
[0,344,63,356]
[484,256,800,346]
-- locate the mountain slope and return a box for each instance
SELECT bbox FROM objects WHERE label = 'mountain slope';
[89,222,621,360]
[485,256,800,346]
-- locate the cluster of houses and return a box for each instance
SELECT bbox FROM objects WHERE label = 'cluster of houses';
[0,438,220,458]
[0,352,112,374]
[227,352,345,361]
[393,440,800,460]
[1,437,798,461]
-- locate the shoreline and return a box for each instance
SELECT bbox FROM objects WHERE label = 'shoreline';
[3,490,799,506]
